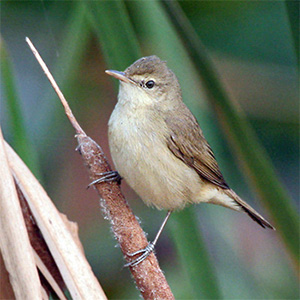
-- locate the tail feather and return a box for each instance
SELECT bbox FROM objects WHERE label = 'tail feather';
[224,189,275,230]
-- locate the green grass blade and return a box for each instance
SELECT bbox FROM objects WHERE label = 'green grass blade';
[51,3,90,85]
[84,1,141,70]
[36,2,91,133]
[285,0,299,65]
[0,37,40,176]
[162,0,299,265]
[170,208,222,299]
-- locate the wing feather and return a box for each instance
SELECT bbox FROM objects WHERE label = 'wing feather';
[165,108,229,189]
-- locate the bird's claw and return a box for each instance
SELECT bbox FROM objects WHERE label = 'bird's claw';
[124,243,155,267]
[87,171,122,188]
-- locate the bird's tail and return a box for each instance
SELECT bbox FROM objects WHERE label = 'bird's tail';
[224,189,275,230]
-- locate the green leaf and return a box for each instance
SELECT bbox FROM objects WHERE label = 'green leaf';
[170,208,222,299]
[0,37,40,177]
[285,0,299,65]
[36,2,91,134]
[84,0,141,70]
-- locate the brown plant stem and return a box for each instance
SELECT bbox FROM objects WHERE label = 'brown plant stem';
[26,37,174,299]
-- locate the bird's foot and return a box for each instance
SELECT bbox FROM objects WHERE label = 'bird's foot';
[87,171,122,188]
[124,243,155,267]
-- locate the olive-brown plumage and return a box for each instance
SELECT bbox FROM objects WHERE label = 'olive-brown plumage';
[106,56,274,265]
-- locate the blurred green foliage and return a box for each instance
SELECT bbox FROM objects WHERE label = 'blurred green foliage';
[1,1,298,299]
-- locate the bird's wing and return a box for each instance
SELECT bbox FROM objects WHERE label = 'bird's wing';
[165,109,229,189]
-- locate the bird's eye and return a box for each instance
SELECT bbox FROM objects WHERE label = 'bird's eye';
[145,80,155,89]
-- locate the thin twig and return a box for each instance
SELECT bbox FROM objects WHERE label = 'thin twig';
[26,37,174,299]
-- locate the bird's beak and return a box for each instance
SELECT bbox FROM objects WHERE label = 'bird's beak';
[105,70,135,85]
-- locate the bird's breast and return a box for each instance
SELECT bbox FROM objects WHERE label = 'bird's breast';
[108,102,166,178]
[108,102,202,210]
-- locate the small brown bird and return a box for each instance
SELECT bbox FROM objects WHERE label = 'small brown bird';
[106,56,274,266]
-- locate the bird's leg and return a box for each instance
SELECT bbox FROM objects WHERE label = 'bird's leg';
[124,210,172,267]
[87,171,122,188]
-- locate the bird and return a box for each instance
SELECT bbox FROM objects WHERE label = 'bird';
[105,55,274,266]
